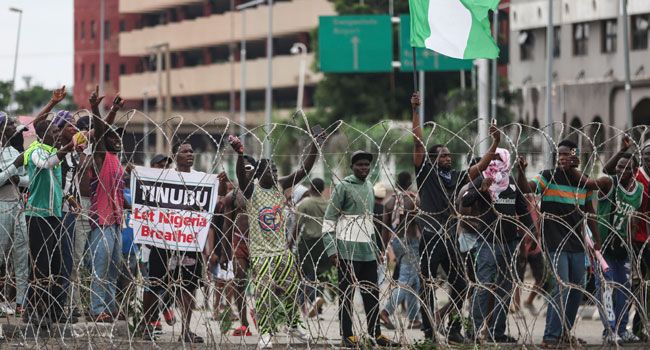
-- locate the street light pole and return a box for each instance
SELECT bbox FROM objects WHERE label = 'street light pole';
[236,0,266,143]
[264,0,273,159]
[620,0,633,130]
[143,92,150,164]
[9,7,23,113]
[99,0,105,97]
[290,43,307,111]
[544,0,555,168]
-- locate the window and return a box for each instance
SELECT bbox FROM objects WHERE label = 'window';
[601,19,617,53]
[573,23,589,56]
[119,20,126,32]
[104,21,110,40]
[90,63,96,81]
[91,20,96,39]
[120,64,126,75]
[518,30,534,61]
[104,64,110,82]
[80,63,85,81]
[632,15,649,50]
[81,21,85,40]
[553,26,561,58]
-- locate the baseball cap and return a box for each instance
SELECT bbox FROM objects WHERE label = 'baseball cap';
[350,150,373,164]
[150,154,172,167]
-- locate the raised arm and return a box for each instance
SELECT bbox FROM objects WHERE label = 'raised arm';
[603,135,632,175]
[34,86,67,125]
[468,125,500,180]
[381,196,395,247]
[228,136,254,199]
[279,131,326,190]
[515,156,536,194]
[411,92,426,168]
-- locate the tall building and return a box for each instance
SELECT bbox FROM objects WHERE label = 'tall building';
[117,0,335,133]
[73,0,140,109]
[508,0,650,149]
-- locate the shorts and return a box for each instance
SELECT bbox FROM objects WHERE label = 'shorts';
[211,260,234,281]
[148,246,202,294]
[233,234,249,260]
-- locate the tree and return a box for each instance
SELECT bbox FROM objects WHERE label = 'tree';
[0,81,77,115]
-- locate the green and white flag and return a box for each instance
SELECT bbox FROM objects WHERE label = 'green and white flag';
[409,0,500,59]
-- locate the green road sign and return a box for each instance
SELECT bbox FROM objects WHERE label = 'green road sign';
[399,15,473,72]
[319,15,393,73]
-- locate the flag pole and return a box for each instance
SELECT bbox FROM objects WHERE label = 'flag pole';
[412,47,418,92]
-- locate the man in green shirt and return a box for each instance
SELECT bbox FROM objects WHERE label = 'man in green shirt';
[322,151,398,348]
[23,119,74,328]
[291,178,331,317]
[591,153,644,344]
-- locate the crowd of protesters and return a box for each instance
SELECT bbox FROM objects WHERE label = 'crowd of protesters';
[0,86,649,349]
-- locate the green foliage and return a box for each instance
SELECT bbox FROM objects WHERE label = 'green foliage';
[0,81,77,115]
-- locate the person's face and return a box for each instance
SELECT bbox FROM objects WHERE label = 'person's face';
[1,121,17,142]
[259,162,278,186]
[351,159,371,181]
[432,147,452,171]
[642,147,650,169]
[61,122,77,143]
[105,131,122,153]
[151,161,167,169]
[176,144,194,168]
[44,124,61,146]
[557,145,579,168]
[616,157,636,184]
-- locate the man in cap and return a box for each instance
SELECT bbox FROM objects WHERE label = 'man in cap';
[150,154,173,169]
[322,150,399,348]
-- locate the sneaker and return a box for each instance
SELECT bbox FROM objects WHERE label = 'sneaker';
[287,326,311,342]
[619,330,640,343]
[258,333,273,349]
[375,334,399,347]
[603,333,621,345]
[233,325,252,336]
[341,335,360,349]
[490,334,517,343]
[540,339,564,349]
[447,331,467,345]
[308,297,325,318]
[379,310,396,330]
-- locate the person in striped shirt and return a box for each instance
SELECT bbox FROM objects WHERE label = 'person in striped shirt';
[517,139,602,348]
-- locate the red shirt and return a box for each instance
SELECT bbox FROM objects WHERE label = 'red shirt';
[634,167,650,242]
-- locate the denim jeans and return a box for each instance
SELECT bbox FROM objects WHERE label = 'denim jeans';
[543,250,586,341]
[0,201,29,306]
[88,224,122,315]
[470,239,518,339]
[385,262,420,321]
[57,212,76,312]
[595,257,632,336]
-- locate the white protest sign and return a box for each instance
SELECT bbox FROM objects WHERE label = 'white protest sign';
[131,166,219,252]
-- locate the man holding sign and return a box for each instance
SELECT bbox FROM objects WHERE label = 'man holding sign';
[132,141,225,342]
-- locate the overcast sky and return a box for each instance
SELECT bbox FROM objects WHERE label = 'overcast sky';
[0,1,73,91]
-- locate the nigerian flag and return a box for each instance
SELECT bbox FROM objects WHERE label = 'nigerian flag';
[409,0,500,59]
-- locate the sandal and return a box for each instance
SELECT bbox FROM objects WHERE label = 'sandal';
[180,331,204,343]
[233,325,252,336]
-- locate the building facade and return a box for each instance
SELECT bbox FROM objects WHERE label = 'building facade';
[508,0,650,153]
[73,0,140,109]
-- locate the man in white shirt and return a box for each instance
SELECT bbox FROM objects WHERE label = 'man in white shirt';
[0,113,29,316]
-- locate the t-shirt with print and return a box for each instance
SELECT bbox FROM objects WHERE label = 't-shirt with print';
[597,176,644,260]
[246,185,287,258]
[415,161,467,235]
[533,169,594,253]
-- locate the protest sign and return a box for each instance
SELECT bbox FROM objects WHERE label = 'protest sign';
[131,166,219,252]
